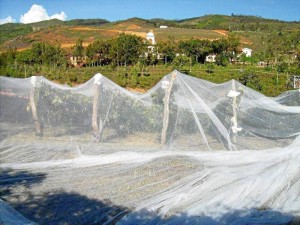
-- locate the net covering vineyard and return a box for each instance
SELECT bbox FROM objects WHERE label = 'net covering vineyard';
[0,71,299,224]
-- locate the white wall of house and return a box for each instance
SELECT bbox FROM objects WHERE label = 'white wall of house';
[242,48,252,57]
[205,54,217,63]
[146,31,156,45]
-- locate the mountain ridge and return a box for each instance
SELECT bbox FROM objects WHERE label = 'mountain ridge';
[1,14,299,52]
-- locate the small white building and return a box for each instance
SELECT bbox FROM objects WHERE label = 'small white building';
[242,48,252,57]
[160,25,168,29]
[69,56,87,67]
[146,31,156,45]
[143,30,163,60]
[205,54,217,63]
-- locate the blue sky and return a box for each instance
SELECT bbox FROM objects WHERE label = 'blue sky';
[0,0,299,24]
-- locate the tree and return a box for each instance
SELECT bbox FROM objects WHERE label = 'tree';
[226,33,240,53]
[157,36,177,64]
[173,54,190,67]
[86,39,112,66]
[0,47,17,66]
[16,49,34,65]
[52,44,67,67]
[239,70,262,91]
[212,38,228,54]
[72,38,85,57]
[30,42,66,66]
[31,43,43,64]
[216,53,229,66]
[109,33,144,66]
[179,39,212,63]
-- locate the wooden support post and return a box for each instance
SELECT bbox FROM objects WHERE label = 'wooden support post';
[92,84,100,136]
[92,74,102,140]
[161,71,177,145]
[231,80,238,144]
[97,93,114,142]
[228,80,242,146]
[30,76,42,136]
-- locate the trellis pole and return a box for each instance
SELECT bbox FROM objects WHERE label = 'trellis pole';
[30,76,42,136]
[161,71,177,145]
[92,74,102,140]
[227,80,242,145]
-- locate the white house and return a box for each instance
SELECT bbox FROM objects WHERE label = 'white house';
[144,31,162,59]
[69,56,87,67]
[146,31,156,45]
[160,25,168,29]
[242,48,252,57]
[205,54,217,63]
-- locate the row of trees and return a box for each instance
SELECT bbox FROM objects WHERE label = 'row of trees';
[1,31,299,78]
[77,31,300,71]
[0,42,67,68]
[81,33,241,67]
[86,33,145,66]
[0,33,241,70]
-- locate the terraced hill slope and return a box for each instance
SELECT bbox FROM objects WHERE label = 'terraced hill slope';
[0,15,299,52]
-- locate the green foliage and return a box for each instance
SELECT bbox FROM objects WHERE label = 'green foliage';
[97,86,161,138]
[215,53,229,66]
[150,18,178,28]
[37,84,92,135]
[109,33,145,66]
[157,36,177,64]
[205,63,215,74]
[16,49,34,65]
[0,47,17,66]
[179,14,300,32]
[30,42,67,66]
[72,38,85,57]
[0,23,33,44]
[179,39,212,63]
[173,55,190,67]
[196,15,228,29]
[212,39,228,54]
[226,33,240,52]
[277,62,289,73]
[238,70,263,91]
[65,19,109,26]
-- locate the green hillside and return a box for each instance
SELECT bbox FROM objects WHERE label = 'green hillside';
[0,19,109,46]
[0,15,300,51]
[179,14,300,31]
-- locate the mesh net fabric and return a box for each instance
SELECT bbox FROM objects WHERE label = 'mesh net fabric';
[0,70,299,224]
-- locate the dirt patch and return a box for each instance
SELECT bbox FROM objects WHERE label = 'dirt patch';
[126,87,147,93]
[61,42,92,48]
[70,27,103,31]
[213,30,252,45]
[115,22,142,30]
[70,27,147,38]
[103,29,146,38]
[123,30,147,38]
[127,24,142,30]
[16,47,30,52]
[213,30,228,36]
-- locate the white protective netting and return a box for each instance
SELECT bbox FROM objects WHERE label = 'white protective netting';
[0,70,299,224]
